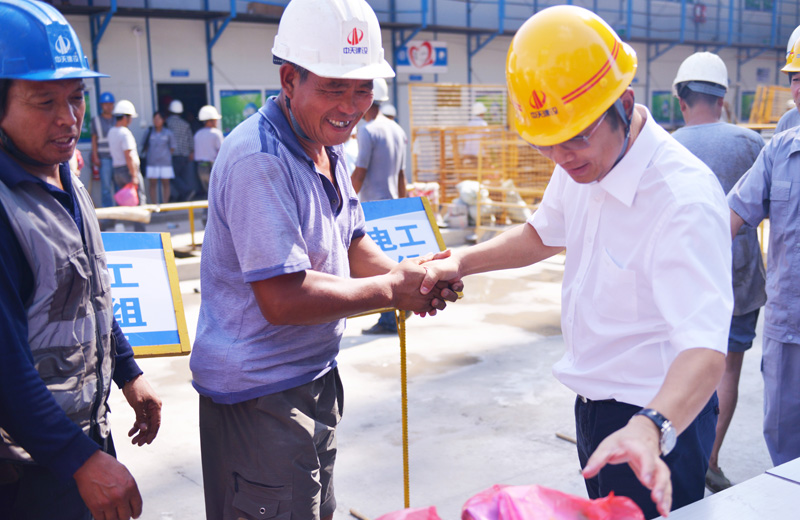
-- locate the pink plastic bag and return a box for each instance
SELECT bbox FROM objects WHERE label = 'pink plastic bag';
[462,484,645,520]
[114,182,139,206]
[375,506,442,520]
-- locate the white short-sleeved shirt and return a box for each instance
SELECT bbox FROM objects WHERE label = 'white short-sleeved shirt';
[107,126,139,168]
[530,106,733,407]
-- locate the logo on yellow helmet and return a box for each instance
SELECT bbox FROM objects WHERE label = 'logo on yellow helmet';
[529,90,547,110]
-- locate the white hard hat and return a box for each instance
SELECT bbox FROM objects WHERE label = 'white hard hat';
[198,105,222,121]
[788,25,800,59]
[169,99,184,114]
[672,52,728,97]
[112,99,138,117]
[272,0,395,80]
[373,78,389,103]
[472,101,487,116]
[380,103,397,118]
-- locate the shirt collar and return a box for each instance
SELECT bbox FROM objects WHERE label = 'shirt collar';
[788,131,800,156]
[598,105,660,207]
[0,148,73,194]
[260,97,343,165]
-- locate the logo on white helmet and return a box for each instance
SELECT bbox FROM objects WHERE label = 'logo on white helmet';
[342,22,369,56]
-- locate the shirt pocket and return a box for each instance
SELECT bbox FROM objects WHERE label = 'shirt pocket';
[769,180,793,223]
[593,248,639,323]
[50,249,92,322]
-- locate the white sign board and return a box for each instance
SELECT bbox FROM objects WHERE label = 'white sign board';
[102,232,190,357]
[361,197,445,261]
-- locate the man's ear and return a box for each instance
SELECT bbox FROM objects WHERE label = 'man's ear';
[279,63,297,100]
[621,88,635,119]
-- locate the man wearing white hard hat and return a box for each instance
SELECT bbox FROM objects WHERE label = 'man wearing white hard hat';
[351,77,409,335]
[460,101,489,167]
[671,52,766,494]
[190,1,460,518]
[108,99,146,206]
[166,99,197,200]
[193,105,224,196]
[775,25,800,133]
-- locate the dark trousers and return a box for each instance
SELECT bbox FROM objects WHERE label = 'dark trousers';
[0,434,116,520]
[575,393,718,519]
[171,155,200,201]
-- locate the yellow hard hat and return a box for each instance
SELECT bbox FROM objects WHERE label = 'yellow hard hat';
[506,5,637,147]
[782,36,800,74]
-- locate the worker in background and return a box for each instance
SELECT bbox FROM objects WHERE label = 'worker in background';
[166,99,197,201]
[108,100,146,206]
[91,91,116,207]
[193,104,224,198]
[351,78,409,335]
[671,52,766,494]
[380,102,397,120]
[143,111,177,205]
[775,24,800,133]
[189,0,460,518]
[728,36,800,469]
[460,101,489,167]
[0,2,161,518]
[419,6,732,517]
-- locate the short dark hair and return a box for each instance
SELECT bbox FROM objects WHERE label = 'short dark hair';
[676,83,721,108]
[0,79,12,121]
[283,61,309,83]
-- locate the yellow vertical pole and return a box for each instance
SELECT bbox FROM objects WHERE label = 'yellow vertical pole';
[397,309,410,508]
[188,207,196,249]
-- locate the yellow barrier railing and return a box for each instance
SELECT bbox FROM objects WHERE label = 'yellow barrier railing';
[95,200,209,248]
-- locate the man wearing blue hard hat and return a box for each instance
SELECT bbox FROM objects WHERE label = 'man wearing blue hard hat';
[91,91,117,208]
[0,1,162,519]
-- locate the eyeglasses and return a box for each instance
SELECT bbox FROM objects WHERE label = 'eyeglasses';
[532,111,608,156]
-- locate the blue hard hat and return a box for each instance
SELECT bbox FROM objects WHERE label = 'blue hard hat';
[0,0,108,80]
[99,91,115,104]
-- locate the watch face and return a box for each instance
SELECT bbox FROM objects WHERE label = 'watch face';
[661,424,677,456]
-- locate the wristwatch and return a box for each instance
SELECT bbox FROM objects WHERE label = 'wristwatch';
[634,408,676,456]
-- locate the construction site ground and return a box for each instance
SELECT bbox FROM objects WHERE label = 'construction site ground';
[105,213,774,520]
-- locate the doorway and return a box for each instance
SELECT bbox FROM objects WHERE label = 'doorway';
[156,83,208,132]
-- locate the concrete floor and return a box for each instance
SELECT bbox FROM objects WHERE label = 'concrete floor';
[106,229,774,520]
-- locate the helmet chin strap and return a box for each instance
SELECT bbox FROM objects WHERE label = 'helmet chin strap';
[0,127,51,168]
[285,96,312,142]
[611,98,631,169]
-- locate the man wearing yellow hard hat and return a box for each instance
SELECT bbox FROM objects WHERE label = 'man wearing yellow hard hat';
[421,5,733,517]
[728,36,800,474]
[775,24,800,133]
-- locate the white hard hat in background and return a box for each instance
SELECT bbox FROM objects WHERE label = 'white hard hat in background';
[272,0,395,80]
[373,78,389,103]
[198,105,222,121]
[169,99,184,114]
[672,52,728,97]
[112,99,138,117]
[380,103,397,118]
[472,101,487,116]
[788,25,800,59]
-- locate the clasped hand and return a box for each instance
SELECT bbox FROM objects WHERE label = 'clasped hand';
[390,250,463,316]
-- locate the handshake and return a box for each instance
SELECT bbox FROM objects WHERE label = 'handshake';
[387,249,463,317]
